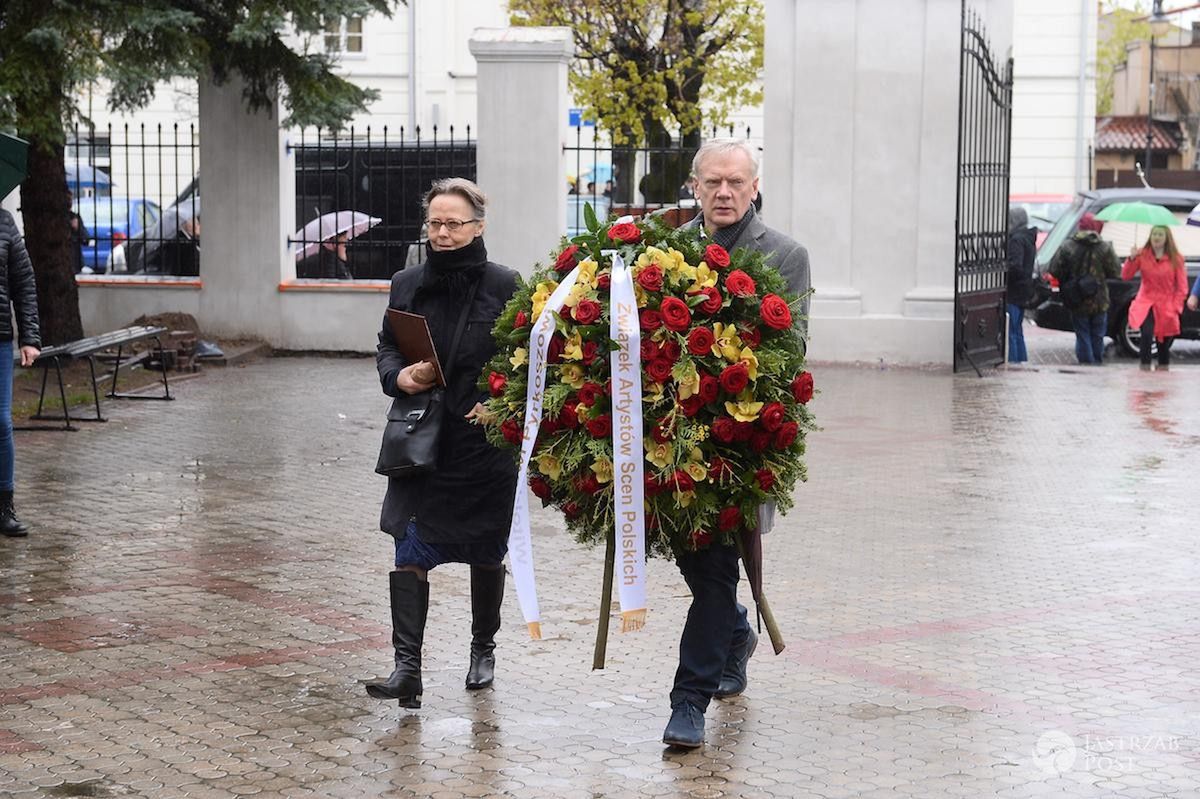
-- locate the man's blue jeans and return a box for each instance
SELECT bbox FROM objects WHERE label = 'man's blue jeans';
[1071,311,1108,364]
[1006,303,1027,363]
[0,340,13,490]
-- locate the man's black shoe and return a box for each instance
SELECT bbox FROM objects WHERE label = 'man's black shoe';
[714,627,758,698]
[662,701,704,749]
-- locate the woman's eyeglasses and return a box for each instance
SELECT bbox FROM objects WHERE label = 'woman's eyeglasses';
[426,219,479,232]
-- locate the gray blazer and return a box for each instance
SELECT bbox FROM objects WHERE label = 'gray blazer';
[681,210,811,332]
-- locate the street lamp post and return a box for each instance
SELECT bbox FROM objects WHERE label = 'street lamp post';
[1145,1,1170,183]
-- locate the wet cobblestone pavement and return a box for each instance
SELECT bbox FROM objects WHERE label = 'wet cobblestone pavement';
[2,355,1198,798]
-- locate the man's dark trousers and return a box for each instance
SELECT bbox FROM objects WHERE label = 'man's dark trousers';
[670,542,752,711]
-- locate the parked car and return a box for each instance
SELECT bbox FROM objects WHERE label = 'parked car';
[1030,187,1200,357]
[1009,192,1073,249]
[74,196,160,273]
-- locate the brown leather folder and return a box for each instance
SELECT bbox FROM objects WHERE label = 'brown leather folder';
[385,309,446,386]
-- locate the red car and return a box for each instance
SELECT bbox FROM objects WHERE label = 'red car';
[1009,193,1073,249]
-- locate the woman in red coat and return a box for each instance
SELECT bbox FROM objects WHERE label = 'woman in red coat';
[1122,226,1190,369]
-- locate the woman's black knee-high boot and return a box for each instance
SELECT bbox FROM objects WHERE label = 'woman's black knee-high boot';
[465,566,504,689]
[365,570,428,708]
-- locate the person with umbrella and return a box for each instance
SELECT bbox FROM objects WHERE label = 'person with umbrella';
[1122,224,1189,370]
[0,133,42,537]
[364,178,519,708]
[294,210,379,280]
[663,138,811,749]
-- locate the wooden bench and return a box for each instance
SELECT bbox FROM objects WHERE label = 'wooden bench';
[16,326,173,431]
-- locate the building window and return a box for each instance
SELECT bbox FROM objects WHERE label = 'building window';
[324,16,364,54]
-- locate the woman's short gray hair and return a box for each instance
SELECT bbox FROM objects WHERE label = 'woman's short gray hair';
[423,177,487,220]
[691,138,760,179]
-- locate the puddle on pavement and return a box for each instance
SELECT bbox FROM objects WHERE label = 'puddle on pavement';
[43,781,125,797]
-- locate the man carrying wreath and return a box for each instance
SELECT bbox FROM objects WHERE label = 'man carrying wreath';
[663,138,811,748]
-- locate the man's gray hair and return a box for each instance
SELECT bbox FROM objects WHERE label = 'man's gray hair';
[423,177,487,220]
[691,138,760,179]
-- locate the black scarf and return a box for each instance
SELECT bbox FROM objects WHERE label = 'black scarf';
[421,236,488,295]
[700,207,756,252]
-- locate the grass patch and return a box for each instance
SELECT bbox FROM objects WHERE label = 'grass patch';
[12,358,168,420]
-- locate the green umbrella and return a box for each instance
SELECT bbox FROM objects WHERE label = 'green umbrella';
[1095,201,1180,227]
[0,132,29,201]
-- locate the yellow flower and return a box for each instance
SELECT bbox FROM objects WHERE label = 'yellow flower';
[712,322,744,362]
[509,348,528,369]
[531,280,558,320]
[684,461,707,483]
[738,346,759,380]
[725,391,764,423]
[676,362,701,400]
[689,264,718,291]
[577,259,598,288]
[643,381,666,404]
[562,330,584,361]
[693,424,710,443]
[536,453,562,481]
[674,490,695,508]
[591,458,614,484]
[645,438,672,469]
[574,402,592,421]
[559,363,586,389]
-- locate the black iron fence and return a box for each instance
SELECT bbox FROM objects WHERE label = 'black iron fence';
[563,124,757,235]
[67,123,199,275]
[291,125,475,280]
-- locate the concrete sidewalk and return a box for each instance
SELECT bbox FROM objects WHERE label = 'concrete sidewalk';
[2,356,1197,798]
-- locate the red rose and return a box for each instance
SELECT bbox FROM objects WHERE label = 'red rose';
[513,311,529,329]
[636,265,664,292]
[660,339,682,363]
[687,326,716,357]
[672,470,695,492]
[659,297,692,332]
[530,476,552,501]
[738,325,761,349]
[639,309,663,332]
[578,382,604,407]
[704,243,731,269]
[563,500,582,520]
[596,272,611,289]
[710,417,736,443]
[554,244,580,273]
[540,418,560,436]
[725,269,756,298]
[732,421,754,442]
[547,333,566,364]
[691,529,713,548]
[750,430,772,453]
[759,294,792,330]
[791,371,814,404]
[680,395,705,417]
[652,416,674,443]
[759,401,786,432]
[718,506,742,532]
[698,286,723,315]
[639,339,659,361]
[645,358,674,384]
[585,414,611,438]
[718,362,750,394]
[645,474,664,496]
[501,418,523,446]
[576,472,602,495]
[755,468,776,491]
[708,456,731,482]
[573,298,602,325]
[487,371,507,397]
[699,372,719,403]
[559,399,580,429]
[608,222,642,243]
[558,307,573,322]
[774,421,799,449]
[582,340,600,365]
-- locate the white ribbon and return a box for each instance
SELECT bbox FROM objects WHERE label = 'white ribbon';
[607,253,647,631]
[508,267,581,639]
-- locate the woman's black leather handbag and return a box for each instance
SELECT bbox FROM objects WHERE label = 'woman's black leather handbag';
[375,280,479,478]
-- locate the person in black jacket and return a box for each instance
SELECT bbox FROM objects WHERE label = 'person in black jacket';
[0,209,42,536]
[1006,207,1037,363]
[364,178,518,708]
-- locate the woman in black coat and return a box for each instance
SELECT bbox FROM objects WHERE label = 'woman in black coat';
[364,178,518,708]
[0,209,42,536]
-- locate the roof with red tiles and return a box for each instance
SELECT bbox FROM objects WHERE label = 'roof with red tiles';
[1095,116,1183,152]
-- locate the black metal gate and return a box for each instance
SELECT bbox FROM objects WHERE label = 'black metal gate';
[954,4,1014,373]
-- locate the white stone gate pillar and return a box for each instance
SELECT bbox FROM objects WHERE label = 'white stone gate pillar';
[469,28,573,276]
